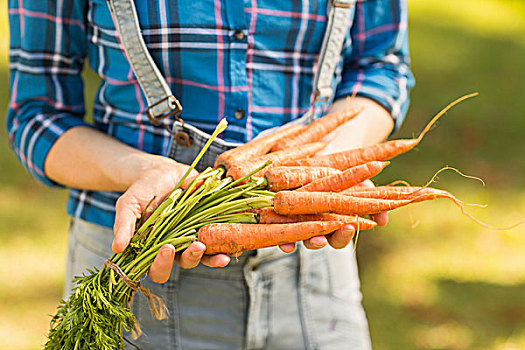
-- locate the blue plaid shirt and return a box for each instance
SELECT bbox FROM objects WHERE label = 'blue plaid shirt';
[7,0,414,228]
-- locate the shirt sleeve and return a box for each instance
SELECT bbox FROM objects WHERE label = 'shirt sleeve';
[334,0,415,133]
[6,0,92,187]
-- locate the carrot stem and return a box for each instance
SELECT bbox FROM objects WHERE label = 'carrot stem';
[417,92,479,142]
[174,118,228,190]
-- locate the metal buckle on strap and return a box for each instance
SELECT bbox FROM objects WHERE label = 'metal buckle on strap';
[145,95,183,125]
[314,87,334,103]
[332,0,352,8]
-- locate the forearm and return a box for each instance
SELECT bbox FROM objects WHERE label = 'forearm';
[321,96,394,154]
[44,126,176,192]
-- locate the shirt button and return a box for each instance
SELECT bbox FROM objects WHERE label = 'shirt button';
[233,30,245,41]
[234,109,245,120]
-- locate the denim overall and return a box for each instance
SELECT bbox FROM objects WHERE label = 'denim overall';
[63,0,372,348]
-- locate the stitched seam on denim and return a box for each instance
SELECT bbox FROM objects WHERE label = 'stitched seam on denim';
[298,247,319,350]
[240,273,249,348]
[167,141,178,159]
[168,274,178,349]
[263,277,272,348]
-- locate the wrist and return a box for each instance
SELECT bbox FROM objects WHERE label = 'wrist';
[321,96,394,154]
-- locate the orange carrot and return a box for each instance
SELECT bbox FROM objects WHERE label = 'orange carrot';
[296,161,389,192]
[341,186,472,212]
[285,93,479,169]
[273,191,418,216]
[283,143,398,169]
[271,106,363,151]
[264,166,341,191]
[342,185,482,213]
[273,189,525,231]
[341,186,451,199]
[214,124,305,169]
[226,142,327,181]
[199,221,343,255]
[256,207,377,230]
[340,186,525,230]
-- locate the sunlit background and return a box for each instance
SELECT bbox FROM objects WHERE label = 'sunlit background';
[1,0,525,349]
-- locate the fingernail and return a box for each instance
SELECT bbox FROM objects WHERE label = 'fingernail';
[161,249,173,258]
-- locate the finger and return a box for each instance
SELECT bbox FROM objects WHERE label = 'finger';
[370,212,389,226]
[175,242,206,269]
[279,243,296,253]
[360,179,375,189]
[303,235,328,250]
[148,244,176,283]
[357,180,389,226]
[327,224,355,249]
[201,253,231,268]
[112,196,139,253]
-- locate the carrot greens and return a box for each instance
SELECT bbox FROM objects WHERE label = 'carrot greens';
[45,120,274,350]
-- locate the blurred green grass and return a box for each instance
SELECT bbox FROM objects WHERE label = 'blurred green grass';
[1,0,525,349]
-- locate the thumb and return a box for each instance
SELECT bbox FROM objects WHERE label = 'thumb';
[112,195,140,253]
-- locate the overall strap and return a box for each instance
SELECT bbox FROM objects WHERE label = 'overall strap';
[312,0,355,106]
[106,0,182,124]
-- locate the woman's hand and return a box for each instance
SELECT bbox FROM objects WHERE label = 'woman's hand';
[278,96,393,253]
[45,127,232,283]
[111,157,231,283]
[277,180,388,253]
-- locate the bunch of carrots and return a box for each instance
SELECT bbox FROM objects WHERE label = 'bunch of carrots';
[47,93,490,349]
[46,120,276,349]
[201,93,481,254]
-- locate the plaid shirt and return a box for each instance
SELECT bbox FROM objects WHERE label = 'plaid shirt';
[7,0,414,228]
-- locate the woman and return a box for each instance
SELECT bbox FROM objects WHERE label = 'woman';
[7,0,413,348]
